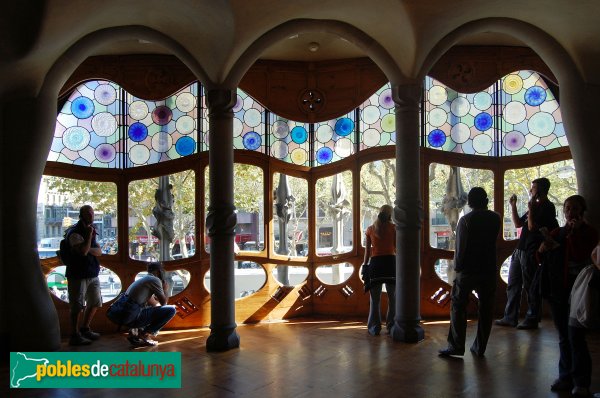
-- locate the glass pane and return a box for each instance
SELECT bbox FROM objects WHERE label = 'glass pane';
[500,255,510,284]
[424,76,496,156]
[271,265,308,286]
[503,159,577,240]
[314,111,356,165]
[269,115,311,166]
[128,170,196,261]
[37,176,118,258]
[205,164,264,252]
[50,80,123,167]
[127,83,198,166]
[134,269,191,298]
[359,83,395,149]
[316,171,353,256]
[315,263,354,285]
[46,266,69,301]
[428,163,494,249]
[200,85,209,152]
[233,89,265,152]
[273,173,308,257]
[234,164,264,251]
[204,262,266,300]
[500,71,567,155]
[359,158,396,245]
[434,259,454,284]
[47,265,122,303]
[99,266,122,302]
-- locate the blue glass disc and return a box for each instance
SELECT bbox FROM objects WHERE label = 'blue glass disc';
[524,86,547,106]
[291,126,308,144]
[243,131,261,150]
[474,113,493,131]
[428,129,446,147]
[334,117,354,137]
[71,97,95,119]
[128,122,148,142]
[175,136,196,156]
[316,147,333,164]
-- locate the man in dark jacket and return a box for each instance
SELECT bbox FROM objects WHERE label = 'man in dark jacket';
[439,187,501,357]
[65,205,102,346]
[495,177,559,329]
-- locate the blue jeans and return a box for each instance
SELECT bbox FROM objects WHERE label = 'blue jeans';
[368,283,395,334]
[501,249,541,324]
[129,305,177,335]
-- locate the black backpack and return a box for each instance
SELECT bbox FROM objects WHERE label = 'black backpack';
[57,227,75,266]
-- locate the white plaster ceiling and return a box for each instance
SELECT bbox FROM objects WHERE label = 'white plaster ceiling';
[3,0,600,87]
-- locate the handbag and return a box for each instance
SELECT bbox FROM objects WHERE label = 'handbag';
[569,265,600,329]
[106,293,143,327]
[361,263,371,292]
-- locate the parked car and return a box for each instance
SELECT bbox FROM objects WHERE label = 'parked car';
[242,241,258,251]
[237,261,260,269]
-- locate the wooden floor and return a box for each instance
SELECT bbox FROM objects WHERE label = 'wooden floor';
[3,317,600,397]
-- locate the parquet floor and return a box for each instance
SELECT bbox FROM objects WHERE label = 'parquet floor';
[3,317,600,397]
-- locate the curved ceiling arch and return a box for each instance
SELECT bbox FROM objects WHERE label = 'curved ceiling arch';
[224,19,409,89]
[418,17,582,90]
[40,25,215,102]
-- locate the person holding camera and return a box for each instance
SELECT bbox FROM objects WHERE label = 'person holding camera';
[495,177,558,329]
[124,262,177,347]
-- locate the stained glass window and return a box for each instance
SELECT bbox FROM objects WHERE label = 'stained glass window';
[314,111,356,165]
[500,71,566,155]
[126,83,198,167]
[423,71,567,156]
[50,81,200,168]
[424,77,497,156]
[359,83,396,149]
[49,72,568,170]
[233,89,265,153]
[269,115,311,166]
[200,85,209,152]
[50,81,123,167]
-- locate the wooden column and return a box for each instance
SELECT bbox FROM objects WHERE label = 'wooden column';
[391,83,425,343]
[205,88,240,352]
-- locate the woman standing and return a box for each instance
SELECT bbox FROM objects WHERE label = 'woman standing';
[538,195,598,396]
[363,204,396,336]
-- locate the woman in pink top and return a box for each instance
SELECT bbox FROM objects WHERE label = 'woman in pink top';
[363,204,396,335]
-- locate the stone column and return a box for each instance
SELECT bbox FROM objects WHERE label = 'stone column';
[560,81,600,231]
[1,95,62,353]
[205,88,240,351]
[390,83,425,343]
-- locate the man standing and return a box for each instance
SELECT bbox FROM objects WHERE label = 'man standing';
[65,205,102,345]
[495,177,558,329]
[439,187,501,357]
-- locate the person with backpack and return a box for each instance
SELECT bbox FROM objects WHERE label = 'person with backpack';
[63,205,103,346]
[116,262,177,347]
